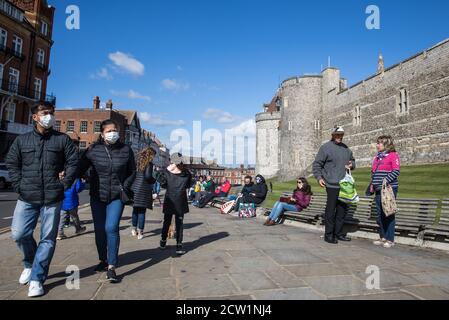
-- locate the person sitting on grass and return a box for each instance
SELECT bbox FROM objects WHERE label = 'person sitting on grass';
[264,177,312,226]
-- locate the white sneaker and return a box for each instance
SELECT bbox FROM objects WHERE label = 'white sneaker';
[131,228,137,237]
[137,233,144,240]
[383,241,395,248]
[19,268,32,285]
[373,239,386,246]
[28,281,44,298]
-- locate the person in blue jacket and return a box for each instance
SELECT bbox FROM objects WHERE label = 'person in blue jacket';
[57,178,87,240]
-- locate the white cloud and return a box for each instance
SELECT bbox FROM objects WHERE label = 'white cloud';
[203,108,239,124]
[108,52,145,76]
[227,119,257,137]
[161,79,190,91]
[90,67,113,80]
[111,89,151,102]
[139,112,185,127]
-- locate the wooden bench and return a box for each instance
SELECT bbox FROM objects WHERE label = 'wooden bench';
[423,199,449,242]
[278,191,439,241]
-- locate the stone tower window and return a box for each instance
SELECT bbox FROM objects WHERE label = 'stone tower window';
[353,105,361,127]
[283,97,289,108]
[288,121,293,131]
[397,88,409,115]
[314,120,321,130]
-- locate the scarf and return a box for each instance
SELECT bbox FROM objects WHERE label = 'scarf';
[376,151,389,161]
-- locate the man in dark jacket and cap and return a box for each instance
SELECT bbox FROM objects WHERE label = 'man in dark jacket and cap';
[6,102,79,297]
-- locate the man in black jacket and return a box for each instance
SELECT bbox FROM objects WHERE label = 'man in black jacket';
[234,175,268,212]
[6,102,79,298]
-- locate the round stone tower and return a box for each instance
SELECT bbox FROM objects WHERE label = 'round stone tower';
[278,76,323,181]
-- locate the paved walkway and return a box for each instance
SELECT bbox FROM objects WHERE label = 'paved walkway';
[1,204,449,300]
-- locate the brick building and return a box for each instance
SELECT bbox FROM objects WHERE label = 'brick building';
[224,165,256,186]
[55,96,171,166]
[182,156,226,182]
[54,97,129,152]
[0,0,55,161]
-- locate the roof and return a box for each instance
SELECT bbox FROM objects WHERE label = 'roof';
[117,110,138,126]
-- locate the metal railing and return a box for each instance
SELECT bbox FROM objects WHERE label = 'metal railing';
[0,80,56,105]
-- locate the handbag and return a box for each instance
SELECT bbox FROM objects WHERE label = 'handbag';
[279,196,292,204]
[220,200,236,214]
[338,170,360,204]
[238,203,256,218]
[381,179,397,217]
[104,146,134,205]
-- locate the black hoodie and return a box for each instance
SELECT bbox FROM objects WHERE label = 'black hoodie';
[241,175,267,205]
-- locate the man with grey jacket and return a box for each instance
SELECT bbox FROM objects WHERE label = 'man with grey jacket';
[313,126,355,244]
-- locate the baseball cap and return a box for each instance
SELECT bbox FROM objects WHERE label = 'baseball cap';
[332,126,345,135]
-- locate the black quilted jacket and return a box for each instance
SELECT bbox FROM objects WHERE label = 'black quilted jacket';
[5,128,79,205]
[78,142,136,203]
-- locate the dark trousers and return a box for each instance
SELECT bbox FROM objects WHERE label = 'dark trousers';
[161,212,184,244]
[324,187,348,239]
[375,187,398,242]
[132,207,146,231]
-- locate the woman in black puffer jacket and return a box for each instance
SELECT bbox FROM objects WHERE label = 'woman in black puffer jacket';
[78,119,136,283]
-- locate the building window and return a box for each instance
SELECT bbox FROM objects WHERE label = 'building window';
[354,105,361,126]
[314,120,321,130]
[79,141,87,151]
[54,120,61,132]
[0,27,7,49]
[94,121,101,133]
[80,121,88,133]
[283,97,289,108]
[8,68,19,93]
[4,101,15,122]
[37,48,45,65]
[397,88,409,115]
[66,121,74,133]
[288,121,293,131]
[41,21,48,36]
[12,35,22,56]
[34,78,42,100]
[28,109,33,125]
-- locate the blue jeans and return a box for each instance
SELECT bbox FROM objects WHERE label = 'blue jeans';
[153,182,160,194]
[269,201,298,221]
[375,187,398,242]
[90,199,125,267]
[11,200,62,283]
[132,207,146,231]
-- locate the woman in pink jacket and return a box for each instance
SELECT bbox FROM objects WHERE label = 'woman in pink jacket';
[370,135,400,248]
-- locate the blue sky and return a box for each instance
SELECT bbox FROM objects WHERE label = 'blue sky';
[48,0,449,165]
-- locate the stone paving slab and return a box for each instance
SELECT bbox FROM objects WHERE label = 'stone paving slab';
[1,204,449,300]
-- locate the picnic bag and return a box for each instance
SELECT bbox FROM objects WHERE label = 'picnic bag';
[338,170,360,204]
[381,179,397,217]
[238,203,256,218]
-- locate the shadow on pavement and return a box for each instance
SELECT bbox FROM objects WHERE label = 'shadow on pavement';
[45,231,229,292]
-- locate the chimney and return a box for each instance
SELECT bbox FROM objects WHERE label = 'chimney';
[106,99,113,109]
[93,96,100,110]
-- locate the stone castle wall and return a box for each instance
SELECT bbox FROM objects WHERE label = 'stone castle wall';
[256,39,449,180]
[256,111,281,179]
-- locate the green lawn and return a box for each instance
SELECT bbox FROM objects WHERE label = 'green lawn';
[264,163,449,208]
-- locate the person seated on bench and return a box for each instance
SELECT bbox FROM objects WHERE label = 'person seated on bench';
[196,177,231,208]
[189,175,205,201]
[265,177,312,226]
[192,175,215,206]
[234,175,268,212]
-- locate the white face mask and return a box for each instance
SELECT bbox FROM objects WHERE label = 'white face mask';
[38,114,55,129]
[104,131,120,144]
